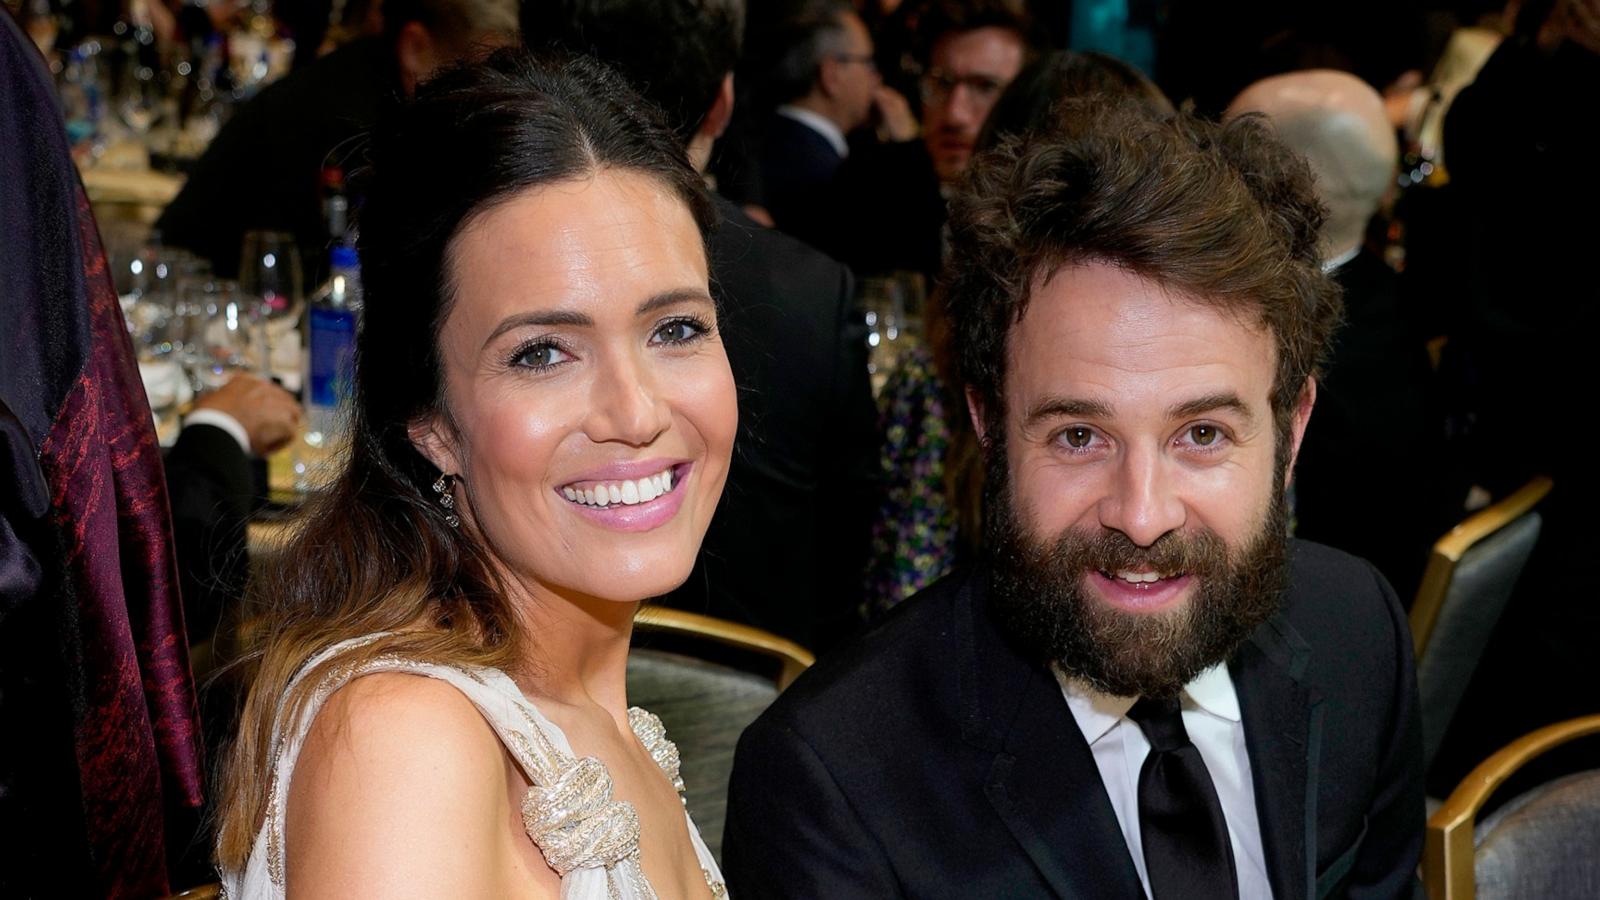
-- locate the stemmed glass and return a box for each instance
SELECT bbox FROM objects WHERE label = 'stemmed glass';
[189,280,264,390]
[114,49,161,138]
[239,230,303,381]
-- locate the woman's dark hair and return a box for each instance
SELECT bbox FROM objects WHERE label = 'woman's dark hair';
[217,47,715,868]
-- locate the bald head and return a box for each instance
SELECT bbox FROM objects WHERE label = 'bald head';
[1227,70,1397,262]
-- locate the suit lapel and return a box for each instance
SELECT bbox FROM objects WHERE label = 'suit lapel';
[1231,614,1322,900]
[960,575,1146,899]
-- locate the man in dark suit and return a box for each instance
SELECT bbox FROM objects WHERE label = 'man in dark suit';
[524,0,880,651]
[164,373,301,644]
[725,103,1424,897]
[755,1,882,245]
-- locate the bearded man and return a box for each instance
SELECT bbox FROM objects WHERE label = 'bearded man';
[723,101,1425,899]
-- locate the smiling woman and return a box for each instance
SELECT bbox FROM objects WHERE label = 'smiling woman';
[216,49,732,899]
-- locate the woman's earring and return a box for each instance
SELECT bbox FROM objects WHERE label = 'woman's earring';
[432,474,461,528]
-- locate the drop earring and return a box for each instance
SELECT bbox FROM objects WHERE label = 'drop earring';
[432,473,460,528]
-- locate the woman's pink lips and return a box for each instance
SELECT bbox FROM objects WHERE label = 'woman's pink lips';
[557,463,691,533]
[561,457,689,485]
[1086,571,1195,614]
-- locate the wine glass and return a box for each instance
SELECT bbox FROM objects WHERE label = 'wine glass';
[239,229,303,377]
[114,49,161,138]
[191,280,264,390]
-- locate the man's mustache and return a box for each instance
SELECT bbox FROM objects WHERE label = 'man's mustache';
[1039,527,1230,578]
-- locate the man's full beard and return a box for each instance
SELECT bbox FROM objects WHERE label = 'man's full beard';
[985,450,1290,699]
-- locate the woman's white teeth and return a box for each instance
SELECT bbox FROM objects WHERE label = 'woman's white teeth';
[563,470,675,508]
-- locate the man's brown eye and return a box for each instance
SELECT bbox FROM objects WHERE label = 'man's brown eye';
[1191,425,1218,446]
[1063,427,1092,448]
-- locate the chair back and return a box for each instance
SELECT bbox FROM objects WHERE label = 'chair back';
[627,608,814,862]
[1473,769,1600,899]
[1410,477,1551,768]
[1425,715,1600,900]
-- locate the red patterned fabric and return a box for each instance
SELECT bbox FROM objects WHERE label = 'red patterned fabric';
[35,187,207,898]
[2,6,205,895]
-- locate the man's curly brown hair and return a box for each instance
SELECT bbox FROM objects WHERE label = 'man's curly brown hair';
[944,100,1343,440]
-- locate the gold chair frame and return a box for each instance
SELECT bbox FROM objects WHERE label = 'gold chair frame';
[1409,476,1552,658]
[1423,714,1600,900]
[634,606,815,690]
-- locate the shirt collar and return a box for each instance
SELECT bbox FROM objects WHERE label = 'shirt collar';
[1321,245,1361,273]
[1055,662,1242,746]
[776,104,850,159]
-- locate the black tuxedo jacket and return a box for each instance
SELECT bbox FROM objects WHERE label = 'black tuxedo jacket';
[724,540,1424,898]
[761,113,847,248]
[656,195,879,651]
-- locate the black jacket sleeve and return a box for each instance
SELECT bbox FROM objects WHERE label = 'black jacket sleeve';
[162,423,253,644]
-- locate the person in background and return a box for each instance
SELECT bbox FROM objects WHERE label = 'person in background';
[164,373,301,645]
[725,100,1423,899]
[1228,70,1456,600]
[819,0,1031,280]
[2,6,203,894]
[865,50,1171,615]
[154,0,517,284]
[756,1,890,244]
[1156,0,1429,119]
[1423,0,1600,794]
[525,0,880,653]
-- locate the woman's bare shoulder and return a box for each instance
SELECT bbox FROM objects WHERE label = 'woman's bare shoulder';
[283,671,539,897]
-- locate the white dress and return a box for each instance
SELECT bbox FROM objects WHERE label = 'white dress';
[222,635,727,899]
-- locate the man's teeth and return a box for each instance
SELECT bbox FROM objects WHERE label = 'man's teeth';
[1111,570,1173,584]
[562,469,675,508]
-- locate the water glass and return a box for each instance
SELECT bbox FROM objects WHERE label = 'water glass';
[191,280,263,390]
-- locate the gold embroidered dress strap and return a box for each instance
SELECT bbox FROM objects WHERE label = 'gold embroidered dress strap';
[219,636,726,900]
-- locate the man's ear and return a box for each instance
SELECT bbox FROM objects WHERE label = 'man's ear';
[816,56,843,99]
[394,21,437,96]
[703,73,735,141]
[408,414,461,477]
[966,386,989,444]
[1283,376,1317,489]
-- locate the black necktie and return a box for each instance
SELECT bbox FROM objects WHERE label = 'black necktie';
[1126,695,1239,900]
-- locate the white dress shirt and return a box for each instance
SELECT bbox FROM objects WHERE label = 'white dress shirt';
[775,104,849,159]
[182,408,251,455]
[1056,664,1274,900]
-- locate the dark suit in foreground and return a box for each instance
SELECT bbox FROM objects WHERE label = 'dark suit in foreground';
[724,540,1424,898]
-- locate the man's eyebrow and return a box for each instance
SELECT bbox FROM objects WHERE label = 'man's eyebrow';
[1024,396,1114,425]
[482,288,713,349]
[1168,392,1254,424]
